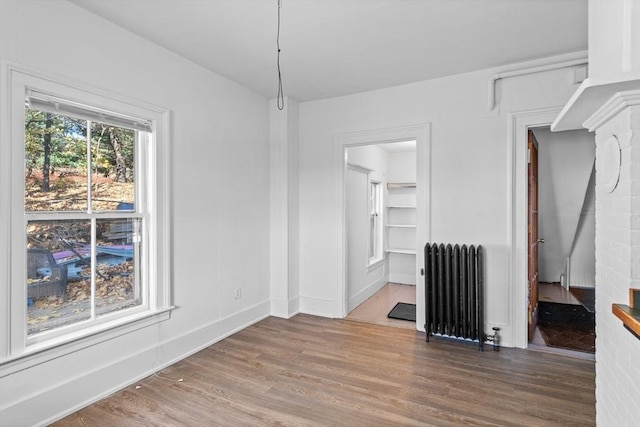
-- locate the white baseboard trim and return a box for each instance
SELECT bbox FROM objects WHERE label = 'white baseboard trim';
[5,300,271,427]
[348,276,388,312]
[299,296,340,318]
[271,296,301,319]
[389,272,416,285]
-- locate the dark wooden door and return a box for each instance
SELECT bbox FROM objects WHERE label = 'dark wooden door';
[528,130,540,342]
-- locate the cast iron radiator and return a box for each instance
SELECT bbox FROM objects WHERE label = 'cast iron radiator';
[424,242,496,351]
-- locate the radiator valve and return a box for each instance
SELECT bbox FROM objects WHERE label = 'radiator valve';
[486,327,501,351]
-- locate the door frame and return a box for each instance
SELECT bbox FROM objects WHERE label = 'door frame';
[334,124,431,327]
[509,107,561,348]
[527,129,540,342]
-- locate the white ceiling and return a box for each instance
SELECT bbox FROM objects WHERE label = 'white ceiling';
[70,0,588,102]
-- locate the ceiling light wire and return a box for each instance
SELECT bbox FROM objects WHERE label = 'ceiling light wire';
[276,0,285,110]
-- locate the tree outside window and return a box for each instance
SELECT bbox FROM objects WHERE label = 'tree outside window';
[25,103,143,336]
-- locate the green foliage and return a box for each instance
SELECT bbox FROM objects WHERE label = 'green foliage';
[91,123,135,182]
[24,109,135,183]
[25,110,87,175]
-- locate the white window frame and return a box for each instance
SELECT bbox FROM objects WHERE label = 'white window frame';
[367,173,384,268]
[0,65,173,372]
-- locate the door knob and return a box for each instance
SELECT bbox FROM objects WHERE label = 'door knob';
[537,238,545,244]
[420,268,425,276]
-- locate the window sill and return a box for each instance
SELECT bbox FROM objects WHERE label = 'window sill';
[367,258,385,272]
[0,306,174,377]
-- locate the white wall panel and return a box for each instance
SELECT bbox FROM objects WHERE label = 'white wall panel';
[570,169,596,288]
[0,1,270,424]
[345,167,386,310]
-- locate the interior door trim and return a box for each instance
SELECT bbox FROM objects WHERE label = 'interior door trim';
[508,107,562,349]
[334,123,431,324]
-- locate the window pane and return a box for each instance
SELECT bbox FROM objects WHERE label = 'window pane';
[27,220,92,335]
[91,123,136,211]
[95,218,142,315]
[368,181,380,261]
[25,109,88,212]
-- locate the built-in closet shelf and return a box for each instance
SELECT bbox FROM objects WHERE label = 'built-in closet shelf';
[386,182,416,259]
[387,182,416,189]
[386,248,417,255]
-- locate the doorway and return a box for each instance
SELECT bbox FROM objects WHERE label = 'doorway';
[334,124,431,330]
[526,125,595,356]
[344,141,417,329]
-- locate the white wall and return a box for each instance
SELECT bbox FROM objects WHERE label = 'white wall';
[287,99,301,315]
[532,127,595,284]
[569,167,596,288]
[345,145,389,311]
[298,56,583,347]
[589,0,640,82]
[270,97,300,318]
[345,166,387,311]
[347,144,388,172]
[387,151,417,184]
[0,1,270,425]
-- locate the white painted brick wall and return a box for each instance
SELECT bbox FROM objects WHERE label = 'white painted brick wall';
[595,105,640,426]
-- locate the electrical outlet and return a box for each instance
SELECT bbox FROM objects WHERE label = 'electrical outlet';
[234,288,242,300]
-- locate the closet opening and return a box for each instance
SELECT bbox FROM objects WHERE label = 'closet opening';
[344,140,419,329]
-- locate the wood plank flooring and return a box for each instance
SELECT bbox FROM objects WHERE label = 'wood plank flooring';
[54,315,595,426]
[346,283,416,329]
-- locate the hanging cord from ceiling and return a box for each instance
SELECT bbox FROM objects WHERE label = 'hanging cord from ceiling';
[276,0,285,110]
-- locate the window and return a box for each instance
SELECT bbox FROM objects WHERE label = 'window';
[24,94,146,337]
[368,178,383,265]
[1,67,172,365]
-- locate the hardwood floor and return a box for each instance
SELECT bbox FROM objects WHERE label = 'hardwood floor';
[346,283,416,329]
[54,315,595,426]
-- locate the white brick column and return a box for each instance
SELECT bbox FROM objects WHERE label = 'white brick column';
[586,92,640,425]
[551,1,640,422]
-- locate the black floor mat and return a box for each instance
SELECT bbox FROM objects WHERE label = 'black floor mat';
[387,302,416,322]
